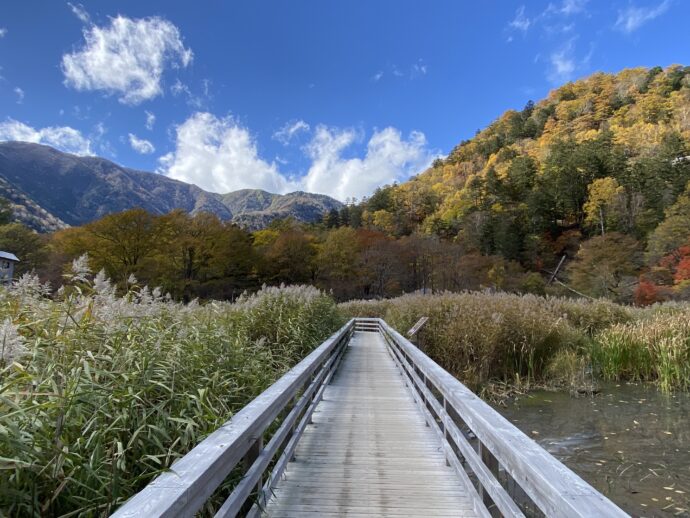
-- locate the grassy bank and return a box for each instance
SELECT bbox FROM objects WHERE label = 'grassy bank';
[592,307,690,391]
[340,292,690,394]
[0,262,343,516]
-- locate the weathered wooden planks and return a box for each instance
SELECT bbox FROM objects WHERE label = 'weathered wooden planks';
[379,320,629,518]
[263,331,477,517]
[112,318,628,518]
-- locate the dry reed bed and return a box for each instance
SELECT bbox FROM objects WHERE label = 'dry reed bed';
[340,292,690,393]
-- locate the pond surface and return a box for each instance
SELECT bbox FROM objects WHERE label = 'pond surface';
[494,384,690,517]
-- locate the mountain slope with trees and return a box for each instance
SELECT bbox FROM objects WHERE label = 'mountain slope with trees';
[0,141,341,231]
[348,65,690,302]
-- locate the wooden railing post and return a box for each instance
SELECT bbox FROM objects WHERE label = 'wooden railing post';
[443,398,450,467]
[239,436,263,514]
[479,441,500,515]
[245,437,263,487]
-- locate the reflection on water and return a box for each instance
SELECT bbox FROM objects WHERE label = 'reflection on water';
[494,384,690,517]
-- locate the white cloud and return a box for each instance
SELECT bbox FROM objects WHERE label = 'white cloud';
[273,120,310,145]
[560,0,589,15]
[145,110,156,130]
[0,28,7,38]
[67,2,91,24]
[14,87,24,104]
[0,118,92,155]
[170,79,205,108]
[507,0,588,39]
[201,78,211,97]
[159,112,294,194]
[302,126,435,201]
[615,0,671,33]
[509,6,532,32]
[170,79,189,97]
[375,61,427,81]
[62,15,193,105]
[159,113,435,200]
[548,41,577,83]
[128,133,155,154]
[411,60,428,78]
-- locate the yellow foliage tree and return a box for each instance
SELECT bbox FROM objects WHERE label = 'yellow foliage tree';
[583,177,625,235]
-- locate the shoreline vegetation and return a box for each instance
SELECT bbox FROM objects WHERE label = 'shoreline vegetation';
[2,259,689,515]
[340,291,690,399]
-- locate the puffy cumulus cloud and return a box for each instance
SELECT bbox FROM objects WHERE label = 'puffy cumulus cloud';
[14,87,24,104]
[159,113,436,200]
[128,133,155,154]
[62,15,193,105]
[302,126,435,201]
[0,28,7,38]
[0,118,92,155]
[273,119,310,145]
[159,112,295,194]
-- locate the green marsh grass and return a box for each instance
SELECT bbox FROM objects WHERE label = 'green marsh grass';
[592,310,690,391]
[0,261,342,516]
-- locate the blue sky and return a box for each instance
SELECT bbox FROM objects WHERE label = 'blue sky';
[1,0,688,200]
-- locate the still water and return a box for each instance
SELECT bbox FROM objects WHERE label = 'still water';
[495,384,690,517]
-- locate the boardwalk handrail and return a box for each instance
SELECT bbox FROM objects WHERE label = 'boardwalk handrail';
[112,319,355,518]
[113,316,627,518]
[375,318,628,518]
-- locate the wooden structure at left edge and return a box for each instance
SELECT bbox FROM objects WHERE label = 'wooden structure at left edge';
[0,251,19,284]
[112,318,629,518]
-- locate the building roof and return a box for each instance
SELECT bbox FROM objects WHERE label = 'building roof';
[0,251,20,262]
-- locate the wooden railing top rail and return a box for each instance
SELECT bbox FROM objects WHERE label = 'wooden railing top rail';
[112,319,354,518]
[112,317,627,518]
[377,318,628,518]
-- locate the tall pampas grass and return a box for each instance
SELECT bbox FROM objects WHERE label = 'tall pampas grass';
[0,261,342,516]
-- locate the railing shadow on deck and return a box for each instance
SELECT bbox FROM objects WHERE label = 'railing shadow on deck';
[112,317,628,518]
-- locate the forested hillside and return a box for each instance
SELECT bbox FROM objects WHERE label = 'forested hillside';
[346,65,690,303]
[5,66,690,304]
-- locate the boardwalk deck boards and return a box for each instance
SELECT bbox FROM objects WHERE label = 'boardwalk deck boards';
[263,331,477,517]
[113,319,628,518]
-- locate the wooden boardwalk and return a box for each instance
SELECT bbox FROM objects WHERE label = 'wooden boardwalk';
[264,331,476,517]
[113,318,628,518]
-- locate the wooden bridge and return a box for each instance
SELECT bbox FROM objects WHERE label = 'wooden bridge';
[112,318,628,518]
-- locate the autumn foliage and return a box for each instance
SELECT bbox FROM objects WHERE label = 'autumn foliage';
[4,66,690,303]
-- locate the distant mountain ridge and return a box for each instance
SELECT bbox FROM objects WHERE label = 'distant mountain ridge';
[0,141,342,232]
